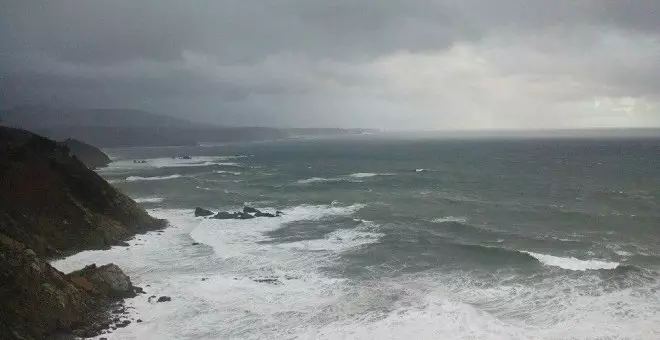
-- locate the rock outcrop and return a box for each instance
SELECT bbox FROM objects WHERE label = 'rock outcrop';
[60,138,111,169]
[0,126,166,339]
[194,207,214,217]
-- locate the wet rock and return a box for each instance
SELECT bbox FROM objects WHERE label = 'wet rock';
[255,211,276,218]
[157,296,171,302]
[237,212,255,219]
[194,207,214,217]
[137,319,143,323]
[252,277,282,285]
[116,320,131,328]
[276,211,284,216]
[192,242,200,245]
[243,206,260,214]
[212,211,235,219]
[133,286,145,294]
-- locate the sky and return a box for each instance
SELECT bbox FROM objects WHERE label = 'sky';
[1,0,659,130]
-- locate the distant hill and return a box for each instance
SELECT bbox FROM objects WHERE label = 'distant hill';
[0,106,286,147]
[0,106,375,147]
[0,106,201,129]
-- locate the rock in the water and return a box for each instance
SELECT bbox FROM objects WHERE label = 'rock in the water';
[192,242,200,246]
[276,211,284,216]
[194,207,214,217]
[157,296,171,303]
[243,206,261,214]
[237,212,255,219]
[252,277,282,285]
[212,211,234,219]
[255,211,276,217]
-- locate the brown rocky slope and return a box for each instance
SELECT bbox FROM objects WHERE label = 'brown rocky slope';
[0,126,166,339]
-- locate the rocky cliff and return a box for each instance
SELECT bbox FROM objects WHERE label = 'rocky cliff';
[0,126,166,339]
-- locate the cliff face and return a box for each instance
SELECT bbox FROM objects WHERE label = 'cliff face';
[0,126,165,257]
[0,126,165,339]
[61,138,111,169]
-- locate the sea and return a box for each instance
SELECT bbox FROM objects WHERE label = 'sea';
[52,135,660,339]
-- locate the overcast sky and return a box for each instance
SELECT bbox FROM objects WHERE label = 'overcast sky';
[2,1,659,130]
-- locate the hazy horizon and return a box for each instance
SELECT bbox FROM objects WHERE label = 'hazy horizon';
[2,1,660,130]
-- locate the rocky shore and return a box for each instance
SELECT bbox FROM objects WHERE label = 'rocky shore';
[0,126,166,339]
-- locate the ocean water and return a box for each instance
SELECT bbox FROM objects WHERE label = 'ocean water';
[53,136,660,339]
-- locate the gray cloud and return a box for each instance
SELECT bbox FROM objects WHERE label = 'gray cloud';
[1,0,659,129]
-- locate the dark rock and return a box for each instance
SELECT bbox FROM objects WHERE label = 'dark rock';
[252,277,282,285]
[137,319,143,323]
[157,296,171,303]
[133,286,145,294]
[243,206,261,214]
[194,207,214,217]
[212,211,234,219]
[237,212,255,219]
[276,211,284,216]
[180,156,192,159]
[255,211,276,218]
[116,320,131,328]
[192,242,200,246]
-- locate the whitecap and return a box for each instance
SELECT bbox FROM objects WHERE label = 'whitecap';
[432,216,468,223]
[214,170,242,175]
[133,197,165,203]
[347,172,394,178]
[125,174,183,182]
[523,251,619,271]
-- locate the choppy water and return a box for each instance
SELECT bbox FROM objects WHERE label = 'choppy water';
[54,136,660,339]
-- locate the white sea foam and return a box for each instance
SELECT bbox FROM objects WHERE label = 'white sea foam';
[50,207,660,340]
[133,197,165,203]
[214,170,242,175]
[298,173,392,184]
[297,177,341,184]
[125,174,183,182]
[432,216,468,223]
[347,172,394,178]
[100,156,243,172]
[523,251,620,271]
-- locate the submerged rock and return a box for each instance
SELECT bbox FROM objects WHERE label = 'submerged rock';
[194,207,214,217]
[157,296,171,303]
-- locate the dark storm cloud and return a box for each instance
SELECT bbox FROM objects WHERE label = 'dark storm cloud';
[1,0,659,128]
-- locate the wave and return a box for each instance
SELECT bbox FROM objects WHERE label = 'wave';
[133,197,164,203]
[125,174,183,182]
[523,251,620,271]
[297,177,339,184]
[348,172,394,178]
[456,243,622,271]
[432,216,468,224]
[214,170,242,175]
[298,173,394,184]
[101,156,244,172]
